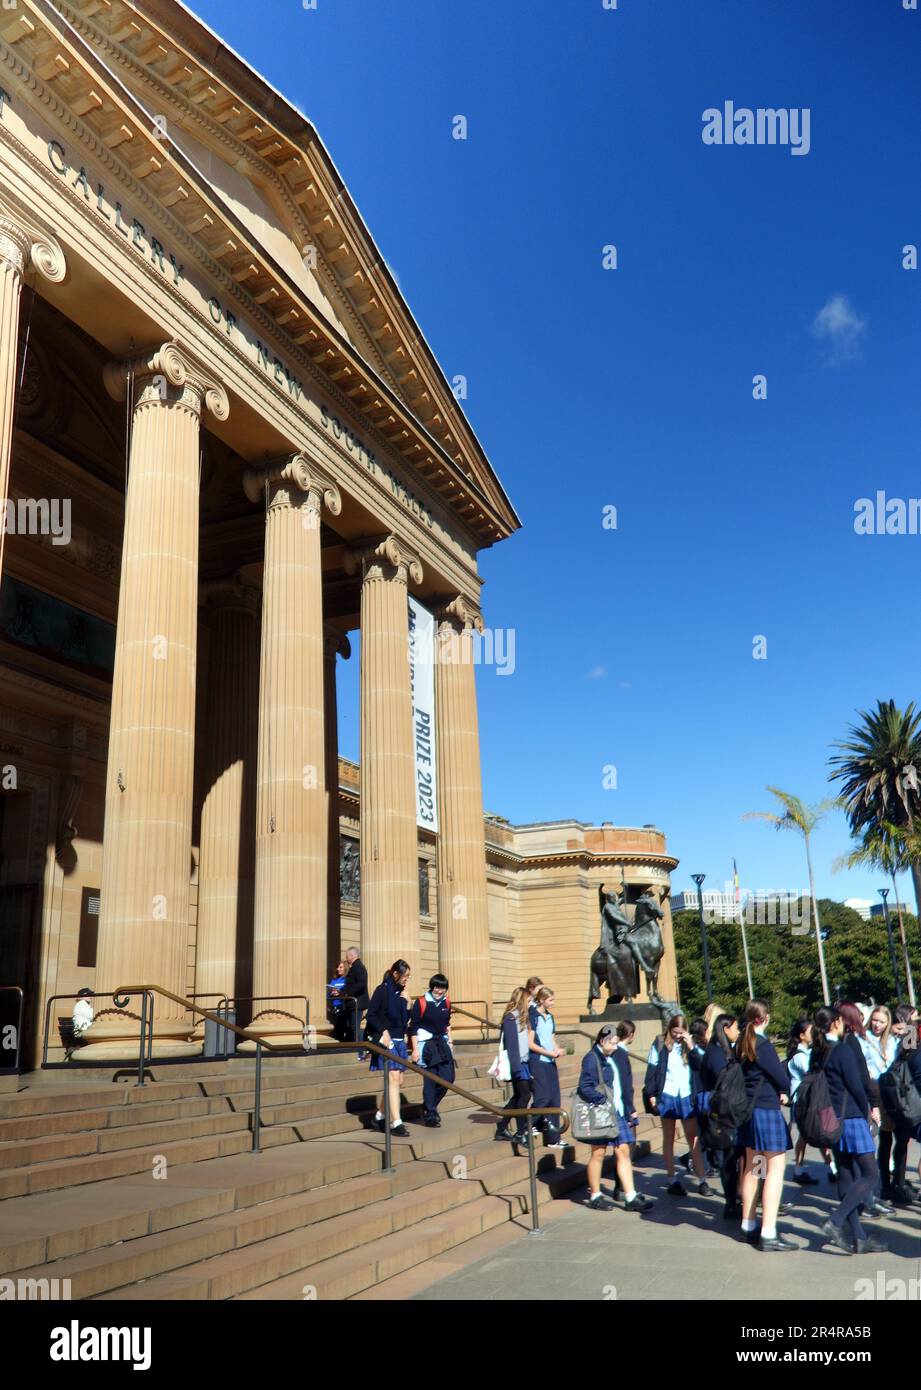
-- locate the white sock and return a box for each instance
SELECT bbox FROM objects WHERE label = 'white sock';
[761,1224,777,1241]
[742,1218,757,1232]
[375,1110,383,1121]
[589,1190,603,1202]
[624,1189,637,1202]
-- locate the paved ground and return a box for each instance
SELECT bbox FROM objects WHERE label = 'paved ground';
[411,1146,921,1302]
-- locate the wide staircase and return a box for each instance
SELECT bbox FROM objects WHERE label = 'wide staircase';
[0,1041,654,1300]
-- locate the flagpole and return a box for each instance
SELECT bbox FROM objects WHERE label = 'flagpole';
[734,858,754,998]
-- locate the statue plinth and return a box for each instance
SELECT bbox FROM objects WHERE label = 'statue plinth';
[579,1002,661,1024]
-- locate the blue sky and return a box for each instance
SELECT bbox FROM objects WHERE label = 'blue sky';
[192,0,921,906]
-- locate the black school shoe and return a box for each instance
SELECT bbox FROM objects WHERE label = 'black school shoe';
[391,1124,410,1138]
[757,1233,798,1252]
[423,1112,441,1128]
[855,1232,888,1255]
[820,1218,854,1255]
[890,1185,917,1207]
[865,1198,895,1218]
[723,1200,743,1220]
[586,1194,616,1212]
[667,1179,687,1196]
[792,1170,820,1186]
[622,1194,655,1213]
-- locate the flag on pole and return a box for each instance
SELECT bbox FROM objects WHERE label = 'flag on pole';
[733,858,741,903]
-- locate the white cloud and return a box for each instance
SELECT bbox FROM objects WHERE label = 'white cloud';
[587,665,607,680]
[810,294,867,363]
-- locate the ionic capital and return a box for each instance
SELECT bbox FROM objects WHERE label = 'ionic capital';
[242,452,342,519]
[344,534,423,587]
[102,341,230,422]
[0,204,66,283]
[436,594,485,634]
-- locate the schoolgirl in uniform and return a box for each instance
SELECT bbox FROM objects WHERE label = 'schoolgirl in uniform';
[859,1005,899,1200]
[579,1025,653,1212]
[813,1006,887,1256]
[366,959,412,1138]
[495,987,533,1146]
[838,1001,889,1216]
[737,999,795,1251]
[615,1019,636,1052]
[645,1010,709,1195]
[698,1012,743,1218]
[889,1004,921,1204]
[786,1016,819,1186]
[408,973,454,1127]
[528,986,565,1147]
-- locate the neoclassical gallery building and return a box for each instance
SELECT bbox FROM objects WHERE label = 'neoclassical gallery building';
[0,0,679,1066]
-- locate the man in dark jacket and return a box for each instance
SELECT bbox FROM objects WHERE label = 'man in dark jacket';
[333,947,369,1041]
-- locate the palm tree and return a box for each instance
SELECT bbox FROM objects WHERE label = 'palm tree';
[829,699,921,920]
[832,822,917,1006]
[743,787,834,1005]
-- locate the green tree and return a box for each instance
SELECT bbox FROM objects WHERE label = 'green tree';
[743,787,836,1004]
[829,699,921,923]
[833,823,917,1005]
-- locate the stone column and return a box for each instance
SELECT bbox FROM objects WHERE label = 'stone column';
[345,536,422,989]
[194,574,260,1007]
[435,596,492,1010]
[86,343,229,1057]
[324,626,351,977]
[243,455,341,1044]
[0,210,66,586]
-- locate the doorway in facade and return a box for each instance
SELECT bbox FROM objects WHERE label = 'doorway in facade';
[0,790,42,1072]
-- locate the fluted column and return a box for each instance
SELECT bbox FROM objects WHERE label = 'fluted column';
[324,626,351,977]
[435,596,492,1009]
[86,343,229,1057]
[194,574,260,1006]
[0,210,66,586]
[243,455,341,1042]
[345,535,422,988]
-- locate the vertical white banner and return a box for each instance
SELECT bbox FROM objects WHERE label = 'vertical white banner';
[408,595,437,831]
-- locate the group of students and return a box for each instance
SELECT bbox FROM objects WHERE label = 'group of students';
[575,994,921,1254]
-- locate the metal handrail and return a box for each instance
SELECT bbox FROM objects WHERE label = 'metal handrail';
[0,985,24,1075]
[225,995,309,1035]
[450,1000,491,1036]
[41,990,155,1075]
[112,984,569,1233]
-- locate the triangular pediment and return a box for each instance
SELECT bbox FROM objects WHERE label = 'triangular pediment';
[3,0,520,544]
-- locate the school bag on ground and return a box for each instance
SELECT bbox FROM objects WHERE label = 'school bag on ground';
[705,1056,760,1149]
[569,1052,622,1143]
[794,1069,842,1148]
[878,1055,921,1128]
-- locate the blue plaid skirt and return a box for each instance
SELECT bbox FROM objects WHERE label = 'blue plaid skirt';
[658,1093,694,1121]
[739,1106,792,1153]
[695,1089,713,1117]
[586,1108,634,1148]
[838,1117,875,1155]
[369,1039,409,1074]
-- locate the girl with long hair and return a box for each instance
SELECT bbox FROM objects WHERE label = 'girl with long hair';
[366,959,412,1138]
[812,1006,887,1256]
[888,1004,921,1205]
[786,1015,818,1186]
[860,1005,899,1200]
[528,986,565,1147]
[495,986,533,1146]
[698,1012,744,1218]
[644,1010,709,1196]
[578,1024,653,1212]
[837,1000,889,1216]
[736,999,796,1251]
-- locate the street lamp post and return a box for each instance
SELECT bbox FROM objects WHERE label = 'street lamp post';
[878,888,902,1003]
[692,872,713,1002]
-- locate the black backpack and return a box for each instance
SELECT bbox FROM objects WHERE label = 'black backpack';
[879,1055,921,1128]
[794,1069,842,1149]
[705,1054,758,1148]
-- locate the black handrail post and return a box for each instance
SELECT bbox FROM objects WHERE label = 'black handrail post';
[382,1055,393,1174]
[526,1131,543,1237]
[136,992,147,1088]
[253,1041,262,1154]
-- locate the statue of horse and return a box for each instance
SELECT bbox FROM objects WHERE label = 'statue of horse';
[586,885,668,1011]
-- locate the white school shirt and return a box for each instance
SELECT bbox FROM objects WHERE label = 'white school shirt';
[597,1046,625,1115]
[859,1032,898,1080]
[646,1040,692,1098]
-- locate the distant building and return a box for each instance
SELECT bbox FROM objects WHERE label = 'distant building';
[844,898,874,921]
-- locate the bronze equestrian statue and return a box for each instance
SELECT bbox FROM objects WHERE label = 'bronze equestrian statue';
[587,883,669,1011]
